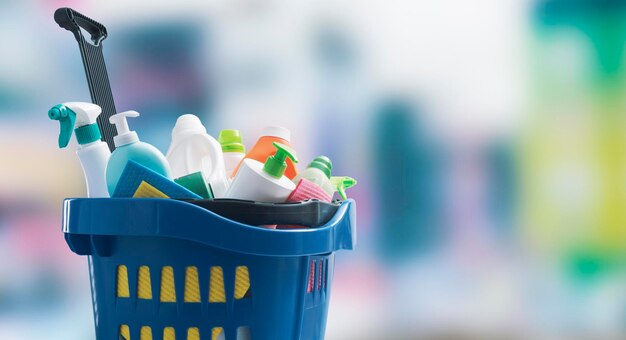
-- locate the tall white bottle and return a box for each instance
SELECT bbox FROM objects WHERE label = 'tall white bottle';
[166,114,230,197]
[225,142,299,202]
[48,102,111,197]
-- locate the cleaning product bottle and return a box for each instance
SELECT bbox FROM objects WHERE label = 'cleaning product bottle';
[106,110,171,195]
[166,114,230,198]
[330,176,357,200]
[225,142,299,202]
[293,156,335,196]
[48,102,111,197]
[232,126,298,179]
[218,129,246,177]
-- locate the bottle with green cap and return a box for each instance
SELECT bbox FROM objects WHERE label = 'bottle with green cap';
[292,156,336,196]
[218,129,246,177]
[48,102,111,198]
[225,142,299,203]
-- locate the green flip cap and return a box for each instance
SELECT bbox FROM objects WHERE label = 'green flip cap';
[218,129,245,153]
[48,104,76,148]
[308,156,332,179]
[263,142,299,178]
[330,176,357,200]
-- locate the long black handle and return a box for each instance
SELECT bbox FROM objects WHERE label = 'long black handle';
[54,7,107,45]
[54,8,118,152]
[181,199,341,227]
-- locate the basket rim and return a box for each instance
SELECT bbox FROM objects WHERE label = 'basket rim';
[63,198,356,257]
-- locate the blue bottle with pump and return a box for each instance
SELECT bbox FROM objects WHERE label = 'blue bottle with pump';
[105,110,172,195]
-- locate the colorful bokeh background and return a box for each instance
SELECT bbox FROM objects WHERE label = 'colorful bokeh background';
[2,0,626,339]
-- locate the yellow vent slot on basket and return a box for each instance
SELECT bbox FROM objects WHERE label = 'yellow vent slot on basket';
[138,266,152,299]
[209,266,225,303]
[184,266,201,303]
[160,266,176,302]
[163,327,175,340]
[212,327,224,340]
[120,324,130,340]
[117,265,130,298]
[187,327,200,340]
[234,266,250,300]
[140,326,152,340]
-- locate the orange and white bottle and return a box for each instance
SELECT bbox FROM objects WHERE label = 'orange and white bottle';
[232,126,298,179]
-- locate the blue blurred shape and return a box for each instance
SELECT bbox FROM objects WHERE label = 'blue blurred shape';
[485,139,517,240]
[372,98,443,261]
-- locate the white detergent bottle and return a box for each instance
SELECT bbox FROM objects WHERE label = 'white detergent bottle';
[48,102,111,197]
[293,156,335,196]
[218,129,246,178]
[166,114,230,197]
[225,142,299,202]
[106,111,172,195]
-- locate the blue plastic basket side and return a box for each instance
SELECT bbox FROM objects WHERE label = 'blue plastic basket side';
[63,198,356,257]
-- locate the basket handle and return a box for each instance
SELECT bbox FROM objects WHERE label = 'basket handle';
[54,7,107,45]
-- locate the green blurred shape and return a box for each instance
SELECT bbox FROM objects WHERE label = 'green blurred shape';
[535,0,626,75]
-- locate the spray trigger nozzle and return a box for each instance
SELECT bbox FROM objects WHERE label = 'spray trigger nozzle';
[330,176,357,200]
[48,104,76,148]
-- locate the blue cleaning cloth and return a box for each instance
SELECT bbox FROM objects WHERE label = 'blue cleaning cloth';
[112,160,201,199]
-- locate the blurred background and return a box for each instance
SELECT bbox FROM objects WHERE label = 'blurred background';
[2,0,626,339]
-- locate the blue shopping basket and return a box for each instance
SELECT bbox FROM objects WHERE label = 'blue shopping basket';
[62,198,356,340]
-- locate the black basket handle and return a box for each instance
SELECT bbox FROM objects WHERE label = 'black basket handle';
[54,7,107,45]
[181,199,341,228]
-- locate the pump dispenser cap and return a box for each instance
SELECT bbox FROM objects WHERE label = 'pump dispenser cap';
[261,126,291,141]
[218,129,245,153]
[308,156,332,179]
[263,142,299,178]
[330,176,357,200]
[109,110,140,147]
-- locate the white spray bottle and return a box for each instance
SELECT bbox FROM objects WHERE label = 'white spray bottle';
[48,102,111,197]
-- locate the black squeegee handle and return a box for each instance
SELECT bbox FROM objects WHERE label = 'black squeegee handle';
[54,8,118,152]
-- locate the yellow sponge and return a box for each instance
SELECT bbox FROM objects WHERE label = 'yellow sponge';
[133,181,168,198]
[113,161,200,199]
